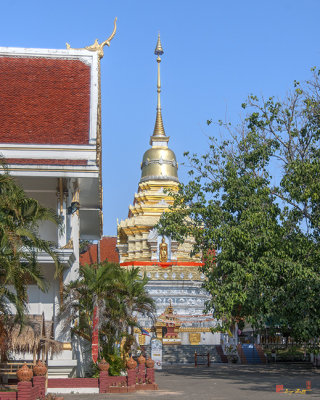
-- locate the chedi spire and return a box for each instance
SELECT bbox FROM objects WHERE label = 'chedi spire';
[153,33,166,137]
[140,34,178,183]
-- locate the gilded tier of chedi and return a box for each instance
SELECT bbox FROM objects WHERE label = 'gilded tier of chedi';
[117,36,219,347]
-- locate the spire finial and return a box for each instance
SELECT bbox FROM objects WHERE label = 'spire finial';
[152,33,166,137]
[154,33,164,56]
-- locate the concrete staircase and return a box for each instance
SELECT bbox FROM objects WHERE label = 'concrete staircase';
[215,345,228,363]
[240,344,261,364]
[141,345,224,365]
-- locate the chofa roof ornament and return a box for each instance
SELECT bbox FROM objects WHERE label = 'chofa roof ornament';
[66,17,117,59]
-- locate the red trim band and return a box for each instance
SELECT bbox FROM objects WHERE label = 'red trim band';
[120,261,204,269]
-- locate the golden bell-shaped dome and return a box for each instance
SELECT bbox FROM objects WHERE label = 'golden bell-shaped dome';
[140,146,178,183]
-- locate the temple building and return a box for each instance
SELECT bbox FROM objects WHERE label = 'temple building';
[117,36,221,350]
[0,21,116,377]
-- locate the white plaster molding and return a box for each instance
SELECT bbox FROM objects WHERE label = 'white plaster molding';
[47,388,99,394]
[89,50,99,144]
[0,144,96,151]
[36,249,75,267]
[151,140,168,147]
[0,46,94,59]
[5,166,99,178]
[0,147,96,161]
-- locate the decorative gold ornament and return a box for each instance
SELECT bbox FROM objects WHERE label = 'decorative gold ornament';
[62,342,72,350]
[138,333,146,345]
[189,333,201,345]
[61,239,73,249]
[179,327,211,332]
[59,177,64,214]
[66,17,117,59]
[159,237,168,262]
[155,302,181,344]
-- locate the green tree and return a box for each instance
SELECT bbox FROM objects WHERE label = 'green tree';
[0,167,61,321]
[157,69,320,349]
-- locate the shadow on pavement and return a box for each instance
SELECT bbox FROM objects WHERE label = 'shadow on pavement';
[156,363,320,398]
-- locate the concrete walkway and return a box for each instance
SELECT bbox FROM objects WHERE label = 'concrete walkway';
[62,363,320,400]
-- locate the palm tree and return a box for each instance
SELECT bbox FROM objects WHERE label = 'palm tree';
[116,268,155,352]
[61,261,155,360]
[62,262,121,343]
[0,167,61,321]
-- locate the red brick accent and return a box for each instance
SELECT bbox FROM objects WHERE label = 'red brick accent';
[47,378,98,388]
[146,367,155,384]
[136,383,159,391]
[109,386,134,393]
[137,364,145,384]
[0,57,90,145]
[99,371,110,394]
[44,368,158,395]
[107,375,128,393]
[5,159,88,166]
[17,381,32,400]
[108,376,126,386]
[0,392,17,400]
[127,369,136,388]
[33,376,45,399]
[80,236,119,265]
[30,384,38,400]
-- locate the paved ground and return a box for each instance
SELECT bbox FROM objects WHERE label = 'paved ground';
[62,363,320,400]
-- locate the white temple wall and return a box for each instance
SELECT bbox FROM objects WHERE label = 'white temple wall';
[180,332,190,345]
[201,331,220,345]
[26,264,57,318]
[29,190,59,244]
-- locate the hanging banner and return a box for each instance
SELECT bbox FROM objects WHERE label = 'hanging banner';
[151,338,163,370]
[92,305,99,363]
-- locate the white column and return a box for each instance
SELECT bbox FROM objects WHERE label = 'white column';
[65,178,80,283]
[57,179,67,248]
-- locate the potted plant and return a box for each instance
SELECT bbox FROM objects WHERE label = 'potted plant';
[225,344,238,363]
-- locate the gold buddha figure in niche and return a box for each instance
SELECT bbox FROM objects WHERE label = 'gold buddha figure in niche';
[159,237,168,262]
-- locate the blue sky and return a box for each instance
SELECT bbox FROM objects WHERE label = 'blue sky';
[1,0,320,235]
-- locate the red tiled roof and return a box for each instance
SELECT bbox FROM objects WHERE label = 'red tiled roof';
[80,237,119,266]
[5,158,88,165]
[0,57,90,145]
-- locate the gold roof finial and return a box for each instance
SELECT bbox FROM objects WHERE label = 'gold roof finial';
[66,17,117,59]
[152,33,166,137]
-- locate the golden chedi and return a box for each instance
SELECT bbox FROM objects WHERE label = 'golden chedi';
[117,36,217,346]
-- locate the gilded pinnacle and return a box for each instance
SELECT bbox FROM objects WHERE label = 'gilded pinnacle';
[154,33,164,56]
[152,34,166,137]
